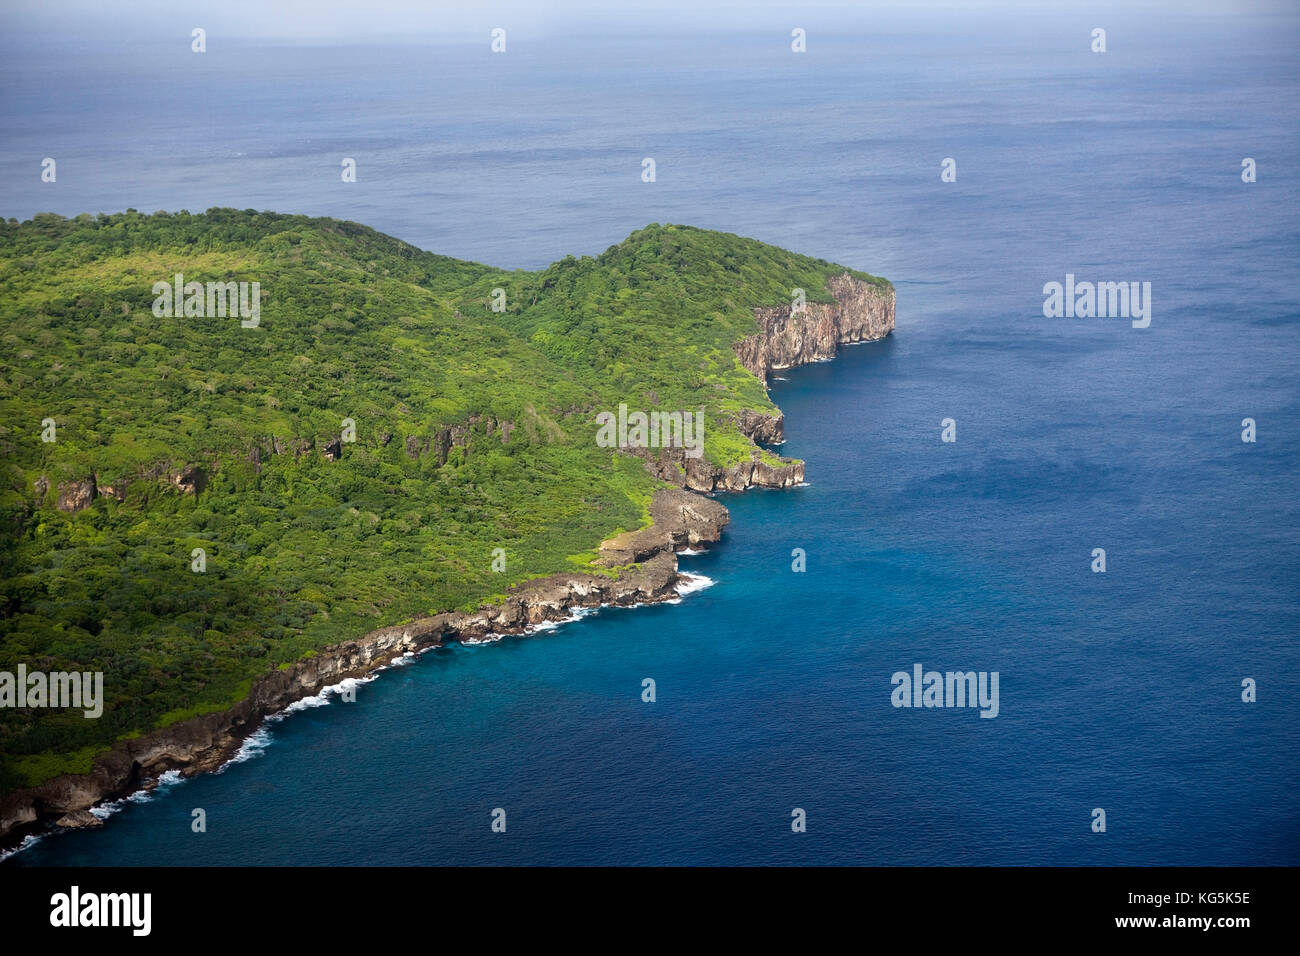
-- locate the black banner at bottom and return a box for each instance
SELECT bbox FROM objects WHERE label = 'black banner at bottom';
[0,865,1275,941]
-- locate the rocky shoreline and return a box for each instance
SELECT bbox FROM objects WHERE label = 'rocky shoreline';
[0,274,894,852]
[0,488,729,850]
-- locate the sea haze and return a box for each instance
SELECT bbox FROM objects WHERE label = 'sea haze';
[2,14,1298,864]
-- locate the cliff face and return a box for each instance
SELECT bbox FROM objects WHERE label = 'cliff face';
[630,445,805,493]
[733,272,894,383]
[624,274,892,493]
[736,409,785,444]
[0,487,729,845]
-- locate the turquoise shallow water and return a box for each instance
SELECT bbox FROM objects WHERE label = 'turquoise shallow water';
[2,14,1298,864]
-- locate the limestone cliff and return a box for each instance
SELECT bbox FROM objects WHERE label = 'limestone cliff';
[733,272,894,383]
[630,445,805,493]
[625,274,892,492]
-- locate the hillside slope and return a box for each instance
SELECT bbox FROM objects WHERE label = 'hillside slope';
[0,209,892,794]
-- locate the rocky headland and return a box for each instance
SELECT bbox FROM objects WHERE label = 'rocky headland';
[0,273,894,850]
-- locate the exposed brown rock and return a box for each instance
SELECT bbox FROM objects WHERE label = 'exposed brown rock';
[56,477,96,512]
[54,809,103,829]
[734,272,894,383]
[169,465,206,495]
[95,474,126,501]
[403,417,512,464]
[597,488,728,565]
[627,445,804,493]
[737,409,784,444]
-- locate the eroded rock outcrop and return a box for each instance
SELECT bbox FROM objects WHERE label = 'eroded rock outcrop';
[404,415,514,464]
[598,487,729,565]
[737,409,784,444]
[631,447,804,493]
[94,474,126,501]
[56,477,96,512]
[54,809,103,829]
[618,274,889,493]
[169,465,207,495]
[733,272,894,383]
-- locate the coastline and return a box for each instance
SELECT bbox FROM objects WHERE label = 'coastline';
[0,274,894,854]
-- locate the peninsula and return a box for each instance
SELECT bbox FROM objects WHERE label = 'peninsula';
[0,210,893,846]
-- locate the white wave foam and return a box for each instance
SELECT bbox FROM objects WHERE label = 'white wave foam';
[668,573,716,602]
[279,674,378,716]
[218,724,274,771]
[84,768,187,824]
[218,667,400,772]
[155,769,184,788]
[527,606,596,634]
[0,833,42,862]
[678,548,705,556]
[90,801,123,821]
[282,693,330,714]
[0,572,725,860]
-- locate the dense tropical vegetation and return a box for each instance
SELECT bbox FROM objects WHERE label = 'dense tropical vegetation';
[0,209,888,789]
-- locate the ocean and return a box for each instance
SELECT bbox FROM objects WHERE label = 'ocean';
[2,11,1298,865]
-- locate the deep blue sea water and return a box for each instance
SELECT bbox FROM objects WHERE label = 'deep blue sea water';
[2,11,1298,864]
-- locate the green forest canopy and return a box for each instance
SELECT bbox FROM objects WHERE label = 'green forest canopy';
[0,208,889,790]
